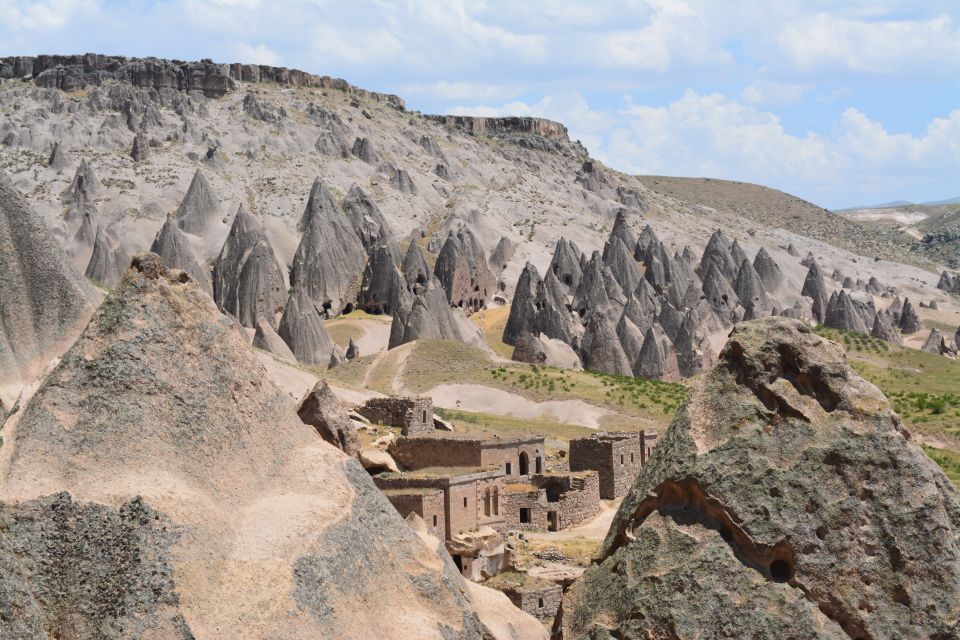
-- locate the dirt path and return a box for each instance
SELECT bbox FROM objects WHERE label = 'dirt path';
[425,383,612,428]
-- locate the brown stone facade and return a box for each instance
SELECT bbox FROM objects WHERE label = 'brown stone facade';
[500,581,563,621]
[569,431,657,499]
[502,472,600,532]
[382,488,445,540]
[388,432,546,481]
[358,396,434,435]
[373,468,505,539]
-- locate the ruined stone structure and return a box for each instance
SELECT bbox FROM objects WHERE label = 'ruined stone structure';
[381,487,446,541]
[568,431,656,499]
[374,467,506,540]
[357,396,434,435]
[502,472,601,532]
[496,578,563,622]
[388,432,545,480]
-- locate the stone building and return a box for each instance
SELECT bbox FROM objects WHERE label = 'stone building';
[357,396,434,435]
[388,431,546,480]
[381,487,445,540]
[568,431,657,499]
[489,574,563,622]
[373,466,506,539]
[502,471,600,532]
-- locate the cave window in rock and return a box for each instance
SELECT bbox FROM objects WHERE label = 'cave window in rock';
[519,452,529,476]
[342,302,354,314]
[770,558,793,583]
[562,274,572,286]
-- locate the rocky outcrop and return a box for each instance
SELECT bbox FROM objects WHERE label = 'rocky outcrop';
[0,54,406,107]
[0,173,99,385]
[557,318,960,640]
[580,312,632,376]
[213,204,286,328]
[921,328,954,356]
[937,271,960,294]
[423,114,569,141]
[504,263,541,345]
[898,297,921,334]
[0,252,509,639]
[699,229,737,281]
[351,136,378,163]
[175,169,219,234]
[131,130,149,162]
[701,263,740,326]
[149,214,211,292]
[358,240,405,315]
[277,288,340,368]
[870,311,903,345]
[290,179,366,316]
[342,184,391,249]
[388,276,467,349]
[62,158,100,204]
[801,259,828,323]
[297,381,360,455]
[252,319,296,360]
[346,337,359,360]
[84,225,129,287]
[434,226,497,313]
[47,140,71,169]
[752,247,784,292]
[488,236,515,276]
[733,259,771,318]
[824,290,870,334]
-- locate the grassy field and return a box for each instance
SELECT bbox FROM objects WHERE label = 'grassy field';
[814,326,960,481]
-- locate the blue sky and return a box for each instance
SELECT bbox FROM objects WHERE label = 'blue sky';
[2,0,958,209]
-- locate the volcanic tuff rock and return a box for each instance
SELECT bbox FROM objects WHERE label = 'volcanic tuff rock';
[213,204,286,328]
[297,380,361,455]
[434,226,497,313]
[752,246,784,292]
[358,240,406,315]
[898,298,921,334]
[149,214,211,293]
[0,252,508,639]
[290,178,366,315]
[870,311,903,345]
[252,319,296,360]
[84,225,129,287]
[556,318,960,640]
[920,328,955,356]
[278,288,340,368]
[580,312,633,377]
[174,169,219,234]
[801,259,829,323]
[342,184,391,249]
[47,140,71,169]
[824,290,870,334]
[0,173,99,385]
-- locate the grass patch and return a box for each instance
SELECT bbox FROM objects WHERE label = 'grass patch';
[517,536,600,568]
[434,407,596,442]
[470,305,514,359]
[922,445,960,485]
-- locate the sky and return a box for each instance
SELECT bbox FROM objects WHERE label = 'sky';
[2,0,959,209]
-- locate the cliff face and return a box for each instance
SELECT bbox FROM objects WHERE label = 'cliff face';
[0,53,405,106]
[556,318,960,640]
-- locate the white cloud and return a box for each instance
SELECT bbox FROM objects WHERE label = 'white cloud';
[776,12,960,75]
[741,81,810,107]
[452,89,960,206]
[233,43,281,66]
[0,0,95,29]
[402,81,526,102]
[310,24,405,65]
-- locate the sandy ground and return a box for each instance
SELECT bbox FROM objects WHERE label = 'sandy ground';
[326,317,391,355]
[425,383,611,428]
[255,350,382,406]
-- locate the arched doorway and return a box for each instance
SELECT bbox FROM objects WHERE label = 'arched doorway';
[519,452,529,476]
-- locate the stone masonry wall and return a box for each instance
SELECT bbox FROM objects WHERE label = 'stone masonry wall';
[385,490,446,541]
[359,397,433,435]
[503,583,564,621]
[569,432,643,499]
[388,437,482,470]
[539,472,600,530]
[502,486,548,531]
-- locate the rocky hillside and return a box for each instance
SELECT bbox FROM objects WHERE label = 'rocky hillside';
[556,318,960,639]
[0,252,542,640]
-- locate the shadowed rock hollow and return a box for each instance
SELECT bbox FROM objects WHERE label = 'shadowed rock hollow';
[555,317,960,640]
[0,253,533,640]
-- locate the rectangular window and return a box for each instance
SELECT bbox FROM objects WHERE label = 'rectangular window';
[506,462,512,475]
[520,508,531,524]
[538,598,544,608]
[535,456,543,473]
[620,454,624,465]
[433,515,438,527]
[463,497,468,508]
[631,453,634,463]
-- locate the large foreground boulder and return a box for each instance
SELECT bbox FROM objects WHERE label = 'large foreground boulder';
[0,173,99,386]
[0,252,522,640]
[557,317,960,640]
